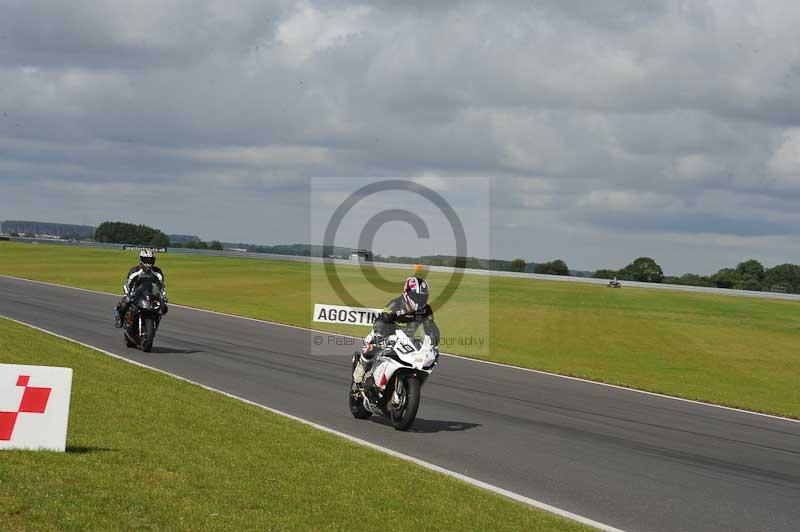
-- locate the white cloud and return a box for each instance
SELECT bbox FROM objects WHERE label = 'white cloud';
[668,154,725,183]
[577,190,679,215]
[768,129,800,187]
[410,175,450,192]
[276,2,371,64]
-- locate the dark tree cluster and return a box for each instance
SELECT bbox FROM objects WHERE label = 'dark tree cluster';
[664,259,800,293]
[593,257,664,283]
[533,259,570,276]
[510,258,526,272]
[94,221,170,247]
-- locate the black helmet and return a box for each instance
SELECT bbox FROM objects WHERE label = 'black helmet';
[402,276,429,312]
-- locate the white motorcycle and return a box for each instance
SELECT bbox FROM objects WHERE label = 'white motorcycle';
[349,330,438,431]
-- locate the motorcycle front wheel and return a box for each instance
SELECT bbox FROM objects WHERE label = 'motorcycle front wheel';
[142,317,156,352]
[389,376,420,431]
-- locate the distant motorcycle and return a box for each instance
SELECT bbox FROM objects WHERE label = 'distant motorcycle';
[349,330,438,431]
[123,275,164,352]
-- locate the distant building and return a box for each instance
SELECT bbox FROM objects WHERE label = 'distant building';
[349,249,372,263]
[1,220,95,239]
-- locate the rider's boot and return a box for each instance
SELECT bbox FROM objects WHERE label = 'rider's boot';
[115,300,129,328]
[353,354,370,385]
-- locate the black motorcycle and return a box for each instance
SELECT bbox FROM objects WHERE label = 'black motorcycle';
[123,275,164,352]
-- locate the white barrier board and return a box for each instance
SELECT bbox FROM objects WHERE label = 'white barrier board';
[313,304,383,326]
[0,364,73,452]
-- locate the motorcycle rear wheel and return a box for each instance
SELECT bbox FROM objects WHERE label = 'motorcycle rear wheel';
[390,376,420,431]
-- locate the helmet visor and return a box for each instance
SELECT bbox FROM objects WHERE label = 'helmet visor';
[140,255,155,266]
[405,290,429,311]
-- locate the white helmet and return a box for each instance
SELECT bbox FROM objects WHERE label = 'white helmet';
[139,249,155,269]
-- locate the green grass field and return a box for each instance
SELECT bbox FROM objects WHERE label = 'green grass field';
[1,242,799,418]
[0,317,587,531]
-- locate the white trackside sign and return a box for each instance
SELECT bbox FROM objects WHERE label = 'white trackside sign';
[313,304,383,326]
[0,364,73,452]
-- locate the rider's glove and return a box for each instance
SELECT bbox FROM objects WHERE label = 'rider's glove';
[363,334,383,354]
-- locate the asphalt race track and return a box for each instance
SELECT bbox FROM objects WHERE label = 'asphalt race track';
[2,275,799,532]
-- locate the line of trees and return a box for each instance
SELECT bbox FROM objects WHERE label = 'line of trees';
[664,259,800,293]
[94,221,227,250]
[94,221,170,247]
[377,255,511,270]
[170,238,223,250]
[593,257,800,294]
[374,255,573,275]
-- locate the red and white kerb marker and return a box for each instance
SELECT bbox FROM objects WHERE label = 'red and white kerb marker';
[0,364,73,452]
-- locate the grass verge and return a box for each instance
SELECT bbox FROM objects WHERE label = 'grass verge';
[0,317,588,531]
[1,241,799,418]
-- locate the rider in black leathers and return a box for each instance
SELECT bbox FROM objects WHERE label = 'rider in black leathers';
[353,276,440,384]
[114,249,168,327]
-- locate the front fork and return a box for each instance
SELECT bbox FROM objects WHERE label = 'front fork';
[391,376,405,406]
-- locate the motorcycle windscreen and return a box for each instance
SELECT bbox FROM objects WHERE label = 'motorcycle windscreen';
[134,277,162,299]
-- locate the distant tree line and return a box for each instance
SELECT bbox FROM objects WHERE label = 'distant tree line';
[226,243,351,257]
[92,221,229,250]
[664,259,800,293]
[593,257,800,294]
[377,255,501,270]
[372,255,573,275]
[95,221,170,247]
[171,238,223,251]
[378,255,485,269]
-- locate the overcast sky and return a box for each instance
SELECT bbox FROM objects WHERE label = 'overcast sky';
[2,1,800,274]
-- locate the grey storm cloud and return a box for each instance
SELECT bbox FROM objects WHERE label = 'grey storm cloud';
[1,0,800,274]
